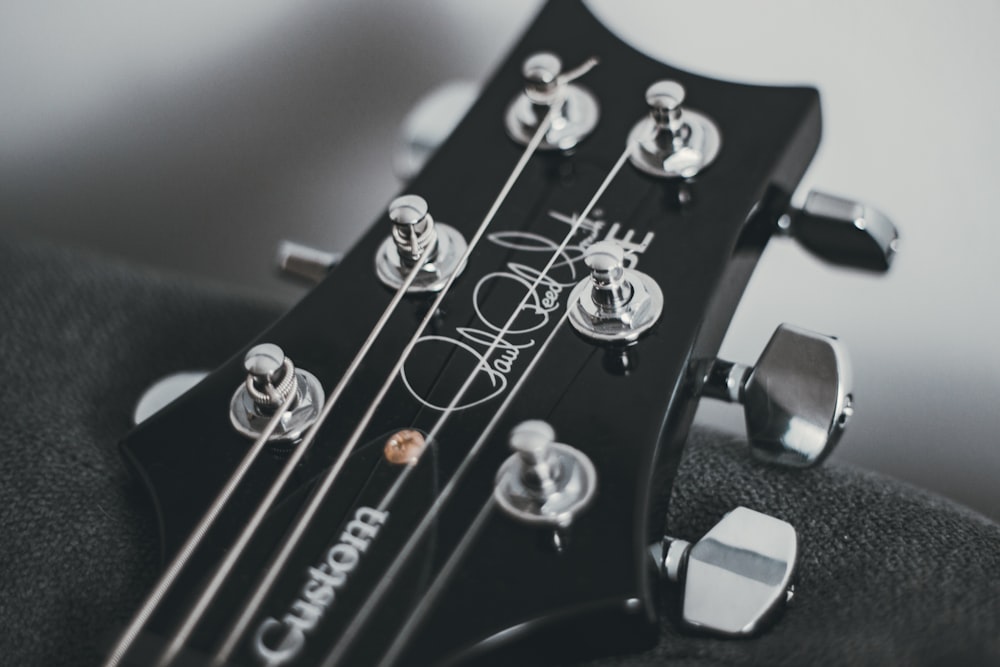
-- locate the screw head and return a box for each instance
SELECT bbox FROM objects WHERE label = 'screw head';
[384,429,426,465]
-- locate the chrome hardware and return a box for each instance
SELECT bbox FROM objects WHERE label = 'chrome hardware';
[375,194,468,292]
[394,80,479,181]
[243,343,297,408]
[701,324,852,468]
[780,190,899,272]
[504,52,600,151]
[494,420,597,528]
[275,241,341,285]
[230,343,324,442]
[567,241,663,343]
[133,371,208,425]
[651,507,797,636]
[628,80,722,179]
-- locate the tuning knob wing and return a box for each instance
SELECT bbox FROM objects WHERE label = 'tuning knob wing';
[702,324,852,468]
[783,190,899,272]
[654,507,797,636]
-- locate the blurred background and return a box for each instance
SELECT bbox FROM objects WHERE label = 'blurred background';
[1,1,997,519]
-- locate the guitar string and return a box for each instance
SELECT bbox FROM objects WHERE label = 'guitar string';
[379,144,632,514]
[322,312,570,667]
[320,143,634,667]
[102,387,297,667]
[209,89,569,667]
[151,250,434,667]
[108,245,433,667]
[376,495,496,667]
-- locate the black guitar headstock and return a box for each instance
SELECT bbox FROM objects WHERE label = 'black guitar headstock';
[107,2,897,665]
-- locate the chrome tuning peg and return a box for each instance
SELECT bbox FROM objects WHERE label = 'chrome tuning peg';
[229,343,324,442]
[700,323,852,468]
[493,420,597,529]
[375,194,467,292]
[567,241,663,343]
[275,240,341,285]
[781,190,899,272]
[505,52,600,151]
[650,507,797,636]
[628,80,722,179]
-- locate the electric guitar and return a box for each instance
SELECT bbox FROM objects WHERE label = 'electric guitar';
[104,2,897,665]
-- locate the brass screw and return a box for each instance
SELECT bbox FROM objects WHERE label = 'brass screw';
[384,429,426,465]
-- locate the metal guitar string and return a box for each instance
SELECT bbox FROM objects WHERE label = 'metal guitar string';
[321,312,570,667]
[151,252,434,667]
[380,145,632,514]
[210,89,570,667]
[321,144,635,667]
[102,387,297,667]
[377,495,497,667]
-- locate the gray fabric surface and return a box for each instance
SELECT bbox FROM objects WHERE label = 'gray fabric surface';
[0,239,280,667]
[1,238,998,666]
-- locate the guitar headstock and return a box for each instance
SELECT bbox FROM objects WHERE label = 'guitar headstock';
[111,2,896,665]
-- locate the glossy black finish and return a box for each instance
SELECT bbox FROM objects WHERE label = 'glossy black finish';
[118,2,821,665]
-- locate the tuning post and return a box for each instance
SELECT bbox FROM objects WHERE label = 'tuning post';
[229,343,324,442]
[505,52,599,151]
[375,194,467,292]
[567,241,663,343]
[650,507,797,636]
[243,344,297,408]
[494,420,597,529]
[781,190,899,272]
[628,80,722,179]
[699,324,852,468]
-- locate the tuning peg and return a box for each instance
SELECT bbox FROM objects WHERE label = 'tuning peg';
[374,194,468,292]
[505,52,600,151]
[781,190,899,271]
[274,241,341,285]
[229,343,325,442]
[650,507,797,636]
[493,420,597,529]
[628,80,722,179]
[567,241,663,343]
[700,323,852,468]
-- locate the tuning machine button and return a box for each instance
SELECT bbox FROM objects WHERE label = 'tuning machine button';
[505,52,600,151]
[651,507,797,636]
[375,194,467,292]
[700,324,852,468]
[229,343,324,442]
[494,420,597,529]
[275,241,341,285]
[134,371,208,425]
[628,80,722,179]
[780,190,899,272]
[567,241,663,343]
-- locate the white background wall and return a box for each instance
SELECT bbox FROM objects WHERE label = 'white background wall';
[1,1,997,518]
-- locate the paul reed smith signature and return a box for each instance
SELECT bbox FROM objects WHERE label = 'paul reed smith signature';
[402,210,653,412]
